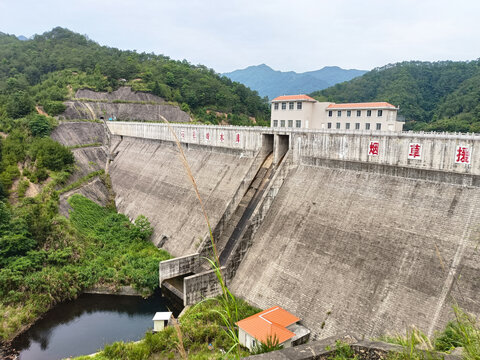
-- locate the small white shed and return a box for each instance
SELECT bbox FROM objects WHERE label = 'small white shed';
[152,312,172,332]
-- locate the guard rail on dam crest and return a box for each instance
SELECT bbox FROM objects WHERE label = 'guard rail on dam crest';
[107,122,480,179]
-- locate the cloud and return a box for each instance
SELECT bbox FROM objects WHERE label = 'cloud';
[1,0,479,73]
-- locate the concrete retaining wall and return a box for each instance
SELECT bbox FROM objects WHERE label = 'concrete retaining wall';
[159,254,200,284]
[183,267,226,306]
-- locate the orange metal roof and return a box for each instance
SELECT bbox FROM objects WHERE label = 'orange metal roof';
[236,306,300,344]
[327,102,396,109]
[272,94,316,102]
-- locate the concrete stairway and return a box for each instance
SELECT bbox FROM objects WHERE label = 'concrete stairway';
[216,152,275,265]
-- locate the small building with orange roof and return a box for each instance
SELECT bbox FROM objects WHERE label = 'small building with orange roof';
[236,306,305,351]
[270,94,403,132]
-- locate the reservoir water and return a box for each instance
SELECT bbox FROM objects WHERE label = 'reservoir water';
[10,291,180,360]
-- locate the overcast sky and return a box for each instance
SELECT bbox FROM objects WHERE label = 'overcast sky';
[1,0,479,73]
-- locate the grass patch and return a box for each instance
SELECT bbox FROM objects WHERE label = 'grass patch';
[68,142,102,149]
[58,169,105,194]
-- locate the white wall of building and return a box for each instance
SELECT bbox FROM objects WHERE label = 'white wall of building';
[270,100,315,129]
[271,98,403,132]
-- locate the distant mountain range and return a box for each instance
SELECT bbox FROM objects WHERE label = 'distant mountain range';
[222,64,367,100]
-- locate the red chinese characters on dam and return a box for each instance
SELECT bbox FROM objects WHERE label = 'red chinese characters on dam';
[408,143,422,159]
[456,146,471,164]
[368,141,379,156]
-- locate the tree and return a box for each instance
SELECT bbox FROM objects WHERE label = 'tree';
[27,114,52,137]
[6,91,34,118]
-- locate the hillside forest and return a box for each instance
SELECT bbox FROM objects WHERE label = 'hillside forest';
[311,60,480,132]
[0,27,270,126]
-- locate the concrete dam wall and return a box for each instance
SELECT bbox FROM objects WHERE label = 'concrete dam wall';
[108,136,260,256]
[231,164,480,338]
[107,122,480,338]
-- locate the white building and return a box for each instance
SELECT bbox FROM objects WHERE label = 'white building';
[270,95,403,132]
[152,312,172,332]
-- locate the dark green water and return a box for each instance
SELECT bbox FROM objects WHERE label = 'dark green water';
[10,291,181,360]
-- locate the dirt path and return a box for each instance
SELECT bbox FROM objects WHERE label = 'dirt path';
[35,106,49,116]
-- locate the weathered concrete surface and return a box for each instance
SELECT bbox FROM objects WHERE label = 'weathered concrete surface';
[51,121,106,146]
[106,122,480,176]
[76,87,163,103]
[69,147,107,181]
[231,164,480,339]
[183,267,226,306]
[159,254,200,284]
[109,137,258,256]
[51,121,109,212]
[59,177,109,217]
[63,101,191,123]
[61,87,190,123]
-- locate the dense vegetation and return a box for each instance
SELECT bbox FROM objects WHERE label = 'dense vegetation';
[311,60,480,132]
[0,27,270,126]
[74,298,261,360]
[0,112,170,341]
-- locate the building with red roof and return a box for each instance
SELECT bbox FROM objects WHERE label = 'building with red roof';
[236,306,306,351]
[270,95,403,132]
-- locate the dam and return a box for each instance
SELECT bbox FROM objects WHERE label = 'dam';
[104,121,479,339]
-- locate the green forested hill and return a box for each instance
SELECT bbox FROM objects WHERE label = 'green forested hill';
[310,61,480,132]
[0,27,269,125]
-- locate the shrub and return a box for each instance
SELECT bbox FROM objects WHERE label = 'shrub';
[27,114,52,137]
[43,101,66,116]
[30,138,74,171]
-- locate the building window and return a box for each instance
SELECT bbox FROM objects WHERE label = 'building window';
[328,110,333,117]
[273,120,278,127]
[295,120,301,128]
[336,122,341,129]
[377,110,383,117]
[280,120,285,127]
[356,110,361,117]
[347,110,351,117]
[289,102,294,110]
[274,103,279,110]
[297,102,302,110]
[376,123,382,130]
[346,123,350,129]
[365,123,370,130]
[327,122,332,129]
[367,110,372,117]
[337,110,341,117]
[355,123,360,130]
[282,102,286,110]
[288,120,293,127]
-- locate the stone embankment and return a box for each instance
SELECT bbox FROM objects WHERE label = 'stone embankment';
[50,121,110,215]
[61,87,191,123]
